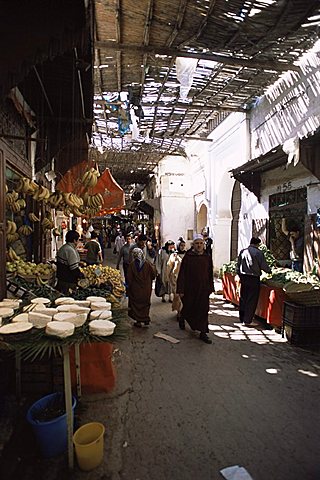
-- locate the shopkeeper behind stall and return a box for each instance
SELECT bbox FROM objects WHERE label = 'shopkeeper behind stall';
[56,230,82,293]
[281,219,304,273]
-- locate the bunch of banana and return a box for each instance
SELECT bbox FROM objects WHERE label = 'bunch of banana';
[87,193,104,209]
[63,207,72,217]
[81,168,100,188]
[79,265,125,297]
[7,220,17,234]
[7,247,20,262]
[18,225,33,236]
[72,208,83,217]
[10,201,22,213]
[17,198,26,209]
[42,217,54,231]
[33,185,50,202]
[6,191,19,206]
[64,192,84,209]
[16,177,39,195]
[7,232,19,244]
[29,212,40,222]
[84,207,101,217]
[49,191,64,209]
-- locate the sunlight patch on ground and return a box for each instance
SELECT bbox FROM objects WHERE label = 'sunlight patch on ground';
[266,368,280,374]
[298,369,318,378]
[209,308,239,317]
[208,322,287,345]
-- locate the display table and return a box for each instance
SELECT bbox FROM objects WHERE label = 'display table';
[222,273,286,328]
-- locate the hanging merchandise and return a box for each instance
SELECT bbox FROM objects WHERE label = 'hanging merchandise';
[176,57,198,99]
[130,107,139,140]
[283,136,300,166]
[316,207,320,229]
[118,106,131,136]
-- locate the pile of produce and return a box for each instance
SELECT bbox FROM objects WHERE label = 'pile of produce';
[79,265,125,298]
[6,258,55,286]
[220,244,320,291]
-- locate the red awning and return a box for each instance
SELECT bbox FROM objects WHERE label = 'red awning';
[56,161,125,213]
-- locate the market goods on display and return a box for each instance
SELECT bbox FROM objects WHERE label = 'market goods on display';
[89,320,116,337]
[90,310,113,320]
[6,260,55,286]
[79,265,125,297]
[81,168,100,188]
[0,291,128,361]
[46,321,75,338]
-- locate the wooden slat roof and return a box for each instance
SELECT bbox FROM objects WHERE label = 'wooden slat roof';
[93,0,320,189]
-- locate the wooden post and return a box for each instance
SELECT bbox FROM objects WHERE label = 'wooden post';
[74,344,82,399]
[62,346,74,470]
[0,147,6,300]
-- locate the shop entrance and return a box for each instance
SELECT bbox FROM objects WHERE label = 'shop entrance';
[197,204,207,234]
[268,187,307,265]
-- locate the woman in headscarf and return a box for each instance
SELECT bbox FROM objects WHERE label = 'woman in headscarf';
[155,240,176,302]
[127,247,156,327]
[167,238,187,320]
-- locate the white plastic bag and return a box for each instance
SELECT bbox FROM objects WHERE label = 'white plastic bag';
[176,57,198,99]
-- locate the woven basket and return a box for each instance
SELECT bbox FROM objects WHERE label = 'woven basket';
[285,289,320,306]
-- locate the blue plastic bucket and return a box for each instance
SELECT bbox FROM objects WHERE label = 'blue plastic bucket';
[26,392,76,458]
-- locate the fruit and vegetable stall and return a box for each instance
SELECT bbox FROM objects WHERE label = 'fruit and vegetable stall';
[220,246,320,335]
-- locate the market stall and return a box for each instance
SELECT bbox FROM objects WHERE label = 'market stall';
[0,289,128,469]
[221,245,320,332]
[221,272,287,328]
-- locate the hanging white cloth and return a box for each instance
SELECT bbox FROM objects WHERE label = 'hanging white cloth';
[176,57,198,99]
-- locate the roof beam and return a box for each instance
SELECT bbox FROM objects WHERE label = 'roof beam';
[95,41,300,72]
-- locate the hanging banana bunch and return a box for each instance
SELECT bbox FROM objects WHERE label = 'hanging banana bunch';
[86,193,104,209]
[29,213,40,222]
[33,185,50,202]
[16,177,39,195]
[49,191,64,209]
[81,167,100,188]
[18,225,33,236]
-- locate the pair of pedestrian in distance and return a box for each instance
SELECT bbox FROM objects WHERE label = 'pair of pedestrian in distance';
[126,233,214,344]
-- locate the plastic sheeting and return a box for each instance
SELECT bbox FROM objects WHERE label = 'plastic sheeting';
[176,57,198,99]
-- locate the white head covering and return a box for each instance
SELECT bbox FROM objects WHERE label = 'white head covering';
[193,233,203,241]
[132,247,145,269]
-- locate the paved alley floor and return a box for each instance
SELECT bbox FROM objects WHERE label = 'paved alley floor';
[1,248,320,480]
[70,250,320,480]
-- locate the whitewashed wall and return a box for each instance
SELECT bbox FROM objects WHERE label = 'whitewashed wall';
[157,156,194,246]
[251,40,320,158]
[205,112,250,269]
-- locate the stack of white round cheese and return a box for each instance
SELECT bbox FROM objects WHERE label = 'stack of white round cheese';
[89,319,116,336]
[46,321,75,338]
[54,312,88,327]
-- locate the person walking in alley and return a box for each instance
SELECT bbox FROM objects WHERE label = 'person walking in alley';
[177,234,214,344]
[236,237,271,326]
[167,237,187,320]
[85,231,103,265]
[127,247,156,327]
[156,240,176,302]
[116,233,133,290]
[114,231,125,255]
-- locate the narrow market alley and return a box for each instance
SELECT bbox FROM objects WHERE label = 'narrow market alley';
[1,249,320,480]
[71,250,320,480]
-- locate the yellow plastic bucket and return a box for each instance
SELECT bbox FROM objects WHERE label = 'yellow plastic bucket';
[73,422,105,471]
